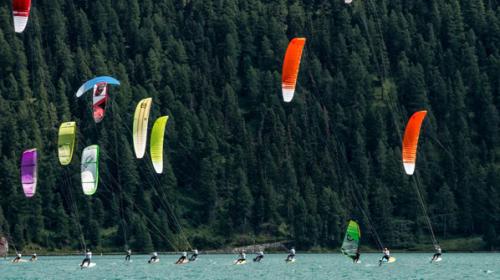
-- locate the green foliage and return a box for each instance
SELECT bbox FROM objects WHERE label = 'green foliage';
[0,0,499,252]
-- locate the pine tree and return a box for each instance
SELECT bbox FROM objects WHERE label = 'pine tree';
[0,0,499,251]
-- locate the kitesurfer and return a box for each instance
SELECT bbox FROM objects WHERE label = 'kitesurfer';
[253,250,264,262]
[286,247,296,262]
[80,249,92,268]
[30,253,37,262]
[148,252,159,263]
[175,252,188,264]
[125,249,131,262]
[189,249,198,261]
[12,253,22,263]
[431,245,442,262]
[379,248,390,266]
[235,250,246,264]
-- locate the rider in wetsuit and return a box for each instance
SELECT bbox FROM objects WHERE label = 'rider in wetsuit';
[80,249,92,268]
[12,253,22,263]
[253,250,264,262]
[125,249,131,262]
[176,252,188,264]
[352,249,360,263]
[379,248,390,266]
[286,248,296,262]
[235,250,246,264]
[189,249,199,261]
[148,252,159,263]
[431,245,442,262]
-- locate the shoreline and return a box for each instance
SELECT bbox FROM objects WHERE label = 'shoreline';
[5,236,488,255]
[3,250,498,257]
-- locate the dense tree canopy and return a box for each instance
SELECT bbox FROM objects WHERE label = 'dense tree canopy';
[0,0,499,252]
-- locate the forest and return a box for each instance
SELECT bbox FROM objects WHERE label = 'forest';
[0,0,499,253]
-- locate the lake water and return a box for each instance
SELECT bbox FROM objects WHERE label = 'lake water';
[1,253,498,280]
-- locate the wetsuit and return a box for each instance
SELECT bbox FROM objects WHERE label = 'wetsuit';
[189,249,198,261]
[13,254,21,263]
[236,252,246,264]
[176,252,188,264]
[148,252,159,263]
[125,250,131,261]
[286,249,296,261]
[379,249,390,265]
[30,254,37,262]
[432,247,442,261]
[352,252,360,263]
[254,251,264,262]
[80,251,92,268]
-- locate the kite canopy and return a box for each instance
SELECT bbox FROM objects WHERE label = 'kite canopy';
[12,0,31,33]
[402,111,428,175]
[150,116,169,174]
[282,38,306,102]
[341,220,361,259]
[92,83,109,123]
[133,98,152,159]
[58,122,76,165]
[21,148,37,198]
[75,76,120,97]
[81,145,99,195]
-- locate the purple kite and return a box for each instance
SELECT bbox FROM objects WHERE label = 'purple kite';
[21,148,37,198]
